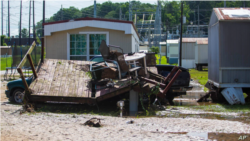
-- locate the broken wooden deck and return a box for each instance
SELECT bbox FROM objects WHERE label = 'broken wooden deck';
[27,59,137,104]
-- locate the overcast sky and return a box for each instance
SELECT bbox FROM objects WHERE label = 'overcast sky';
[0,0,159,37]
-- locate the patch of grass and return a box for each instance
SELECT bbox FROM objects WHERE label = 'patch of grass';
[1,57,12,70]
[155,55,169,65]
[172,103,250,113]
[189,69,208,92]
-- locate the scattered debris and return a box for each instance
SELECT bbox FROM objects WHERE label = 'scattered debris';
[21,103,35,114]
[126,120,134,124]
[83,118,103,127]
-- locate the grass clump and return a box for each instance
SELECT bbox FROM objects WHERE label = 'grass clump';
[189,69,208,92]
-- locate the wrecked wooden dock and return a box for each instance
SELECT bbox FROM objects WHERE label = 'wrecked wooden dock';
[27,59,138,104]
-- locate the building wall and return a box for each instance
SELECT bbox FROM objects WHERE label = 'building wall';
[181,42,196,59]
[195,44,208,64]
[0,47,12,55]
[219,21,250,83]
[45,27,132,60]
[208,22,220,83]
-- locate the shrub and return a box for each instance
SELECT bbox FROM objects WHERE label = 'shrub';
[1,35,6,46]
[149,46,159,54]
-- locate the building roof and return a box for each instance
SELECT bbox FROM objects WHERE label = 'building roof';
[167,40,179,44]
[181,38,208,43]
[43,17,139,37]
[214,8,250,21]
[197,39,208,45]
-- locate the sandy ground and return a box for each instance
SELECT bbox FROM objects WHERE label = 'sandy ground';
[1,78,250,141]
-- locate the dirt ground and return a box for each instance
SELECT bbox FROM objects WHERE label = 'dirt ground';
[1,77,250,141]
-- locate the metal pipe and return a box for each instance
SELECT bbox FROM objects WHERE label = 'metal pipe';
[179,2,183,67]
[162,69,182,94]
[33,0,35,42]
[19,0,22,46]
[94,0,96,18]
[1,0,3,36]
[8,0,10,37]
[29,0,31,45]
[41,0,45,63]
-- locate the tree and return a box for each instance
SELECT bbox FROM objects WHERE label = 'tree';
[1,35,7,46]
[21,28,28,38]
[104,11,116,19]
[162,1,190,28]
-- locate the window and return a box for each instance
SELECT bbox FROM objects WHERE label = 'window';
[68,32,108,60]
[70,34,87,60]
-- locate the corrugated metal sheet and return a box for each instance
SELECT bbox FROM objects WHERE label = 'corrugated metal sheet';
[208,22,220,83]
[220,22,250,68]
[222,70,250,83]
[208,9,250,87]
[182,42,195,59]
[195,44,208,64]
[214,8,250,21]
[182,38,207,43]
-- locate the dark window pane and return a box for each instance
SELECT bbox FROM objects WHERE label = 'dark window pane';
[70,49,75,55]
[76,49,86,55]
[70,35,75,41]
[70,56,87,61]
[70,42,75,49]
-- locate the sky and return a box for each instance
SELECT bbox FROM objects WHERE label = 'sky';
[0,0,159,37]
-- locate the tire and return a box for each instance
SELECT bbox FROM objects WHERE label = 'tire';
[11,88,24,103]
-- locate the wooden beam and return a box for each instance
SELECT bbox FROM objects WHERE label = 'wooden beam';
[17,68,29,92]
[27,54,38,78]
[17,41,36,69]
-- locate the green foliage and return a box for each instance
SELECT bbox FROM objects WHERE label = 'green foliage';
[189,69,208,92]
[149,46,159,54]
[21,28,28,38]
[1,57,12,70]
[1,35,6,46]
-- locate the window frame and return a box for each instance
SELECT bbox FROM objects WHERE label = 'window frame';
[67,32,109,60]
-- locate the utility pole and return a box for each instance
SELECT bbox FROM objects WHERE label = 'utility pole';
[29,0,31,44]
[119,7,122,20]
[179,2,183,67]
[19,0,22,46]
[129,1,132,21]
[1,0,3,36]
[42,0,45,63]
[61,5,63,20]
[198,5,200,37]
[94,0,96,18]
[8,0,10,37]
[33,0,35,42]
[165,19,168,57]
[134,14,136,24]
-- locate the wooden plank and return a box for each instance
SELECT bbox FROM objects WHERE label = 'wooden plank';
[73,61,81,97]
[76,60,84,97]
[48,60,62,96]
[30,59,51,95]
[66,60,75,97]
[50,60,65,96]
[44,59,58,96]
[60,60,71,97]
[17,41,36,69]
[27,54,38,78]
[17,68,29,92]
[37,59,54,95]
[57,60,69,97]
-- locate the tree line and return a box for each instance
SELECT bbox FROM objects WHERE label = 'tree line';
[2,0,249,45]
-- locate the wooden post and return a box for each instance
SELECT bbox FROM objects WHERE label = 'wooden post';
[27,54,38,78]
[17,68,29,92]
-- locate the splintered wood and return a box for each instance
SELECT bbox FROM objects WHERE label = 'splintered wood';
[30,59,91,97]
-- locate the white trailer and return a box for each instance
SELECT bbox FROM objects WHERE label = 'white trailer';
[194,38,208,71]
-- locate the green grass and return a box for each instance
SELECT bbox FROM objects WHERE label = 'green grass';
[171,103,250,113]
[189,69,208,92]
[1,57,12,70]
[155,54,169,65]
